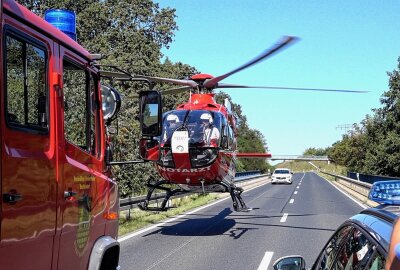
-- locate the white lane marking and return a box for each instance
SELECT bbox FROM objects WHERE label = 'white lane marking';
[143,212,230,270]
[118,180,271,242]
[300,173,306,181]
[289,199,294,204]
[296,186,300,189]
[315,173,367,209]
[257,251,274,270]
[280,213,288,222]
[294,191,298,195]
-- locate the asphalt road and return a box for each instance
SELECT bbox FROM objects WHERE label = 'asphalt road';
[119,172,365,270]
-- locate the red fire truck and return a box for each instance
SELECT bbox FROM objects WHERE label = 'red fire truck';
[0,0,123,269]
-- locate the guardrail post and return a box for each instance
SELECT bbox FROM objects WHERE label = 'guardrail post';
[127,208,131,220]
[155,189,159,208]
[126,193,132,221]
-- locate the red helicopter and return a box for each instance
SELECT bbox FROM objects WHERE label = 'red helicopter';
[135,36,366,212]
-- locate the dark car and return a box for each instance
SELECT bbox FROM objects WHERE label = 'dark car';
[273,180,400,270]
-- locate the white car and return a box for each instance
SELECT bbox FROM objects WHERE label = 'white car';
[271,168,293,184]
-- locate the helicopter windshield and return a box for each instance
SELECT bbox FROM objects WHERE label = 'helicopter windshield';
[161,110,222,148]
[161,110,186,146]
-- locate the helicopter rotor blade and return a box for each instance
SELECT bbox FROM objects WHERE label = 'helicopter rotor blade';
[203,36,299,89]
[127,86,193,99]
[134,75,198,88]
[217,83,369,93]
[160,86,194,95]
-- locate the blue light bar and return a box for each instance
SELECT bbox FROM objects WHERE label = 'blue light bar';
[44,9,76,41]
[368,180,400,205]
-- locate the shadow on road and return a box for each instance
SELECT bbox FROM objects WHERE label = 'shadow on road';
[141,208,335,239]
[235,220,336,232]
[183,212,317,220]
[142,208,249,238]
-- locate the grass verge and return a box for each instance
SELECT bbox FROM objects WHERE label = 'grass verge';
[118,193,220,236]
[318,172,336,181]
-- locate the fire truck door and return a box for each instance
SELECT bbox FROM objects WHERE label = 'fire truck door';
[57,47,105,270]
[0,28,57,269]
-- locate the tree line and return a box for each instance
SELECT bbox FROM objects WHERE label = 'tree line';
[319,59,400,177]
[18,0,271,196]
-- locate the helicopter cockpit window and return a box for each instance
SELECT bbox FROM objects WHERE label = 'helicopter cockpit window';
[161,110,223,148]
[161,110,186,146]
[159,110,222,168]
[220,117,229,149]
[186,110,222,147]
[227,125,235,150]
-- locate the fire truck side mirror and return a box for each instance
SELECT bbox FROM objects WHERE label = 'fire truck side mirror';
[139,90,162,137]
[139,138,160,161]
[101,85,121,122]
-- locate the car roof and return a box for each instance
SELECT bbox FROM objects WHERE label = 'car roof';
[274,168,290,171]
[349,205,400,252]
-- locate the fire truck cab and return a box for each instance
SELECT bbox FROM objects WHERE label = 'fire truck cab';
[0,0,120,269]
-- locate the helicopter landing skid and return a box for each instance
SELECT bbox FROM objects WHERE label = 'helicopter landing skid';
[138,180,189,212]
[223,184,251,212]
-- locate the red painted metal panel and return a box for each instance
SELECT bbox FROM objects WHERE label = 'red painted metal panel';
[0,2,119,268]
[3,0,93,60]
[0,14,57,269]
[236,153,272,158]
[56,46,107,270]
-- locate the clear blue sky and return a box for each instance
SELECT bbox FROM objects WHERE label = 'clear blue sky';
[157,0,400,156]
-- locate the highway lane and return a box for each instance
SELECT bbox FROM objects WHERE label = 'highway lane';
[119,172,365,270]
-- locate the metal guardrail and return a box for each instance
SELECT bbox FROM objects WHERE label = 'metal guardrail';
[320,171,372,199]
[235,170,261,179]
[120,192,190,212]
[347,171,400,184]
[119,171,267,212]
[270,155,330,161]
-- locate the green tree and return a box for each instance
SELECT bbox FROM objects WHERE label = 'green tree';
[158,58,197,112]
[215,92,272,173]
[17,0,273,192]
[361,59,400,176]
[329,57,400,176]
[303,147,330,156]
[17,0,189,196]
[328,125,367,172]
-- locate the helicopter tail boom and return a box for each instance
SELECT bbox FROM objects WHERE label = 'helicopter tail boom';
[236,153,272,158]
